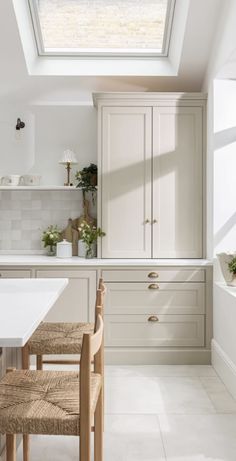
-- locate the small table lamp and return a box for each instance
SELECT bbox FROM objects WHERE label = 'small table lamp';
[59,150,78,186]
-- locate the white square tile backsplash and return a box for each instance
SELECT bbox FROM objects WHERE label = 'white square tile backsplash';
[0,190,94,253]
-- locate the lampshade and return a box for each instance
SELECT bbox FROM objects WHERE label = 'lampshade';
[59,149,78,165]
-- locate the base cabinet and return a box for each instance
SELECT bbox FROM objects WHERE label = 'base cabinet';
[36,270,97,322]
[102,267,212,364]
[0,264,212,373]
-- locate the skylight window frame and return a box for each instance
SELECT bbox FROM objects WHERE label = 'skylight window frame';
[28,0,176,58]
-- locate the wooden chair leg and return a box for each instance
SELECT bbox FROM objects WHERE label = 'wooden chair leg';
[6,434,16,461]
[22,343,30,370]
[23,434,30,461]
[79,406,91,461]
[36,355,43,370]
[94,389,103,461]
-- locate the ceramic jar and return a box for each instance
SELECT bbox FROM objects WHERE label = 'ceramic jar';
[22,175,41,186]
[1,175,21,186]
[56,239,72,258]
[78,240,87,258]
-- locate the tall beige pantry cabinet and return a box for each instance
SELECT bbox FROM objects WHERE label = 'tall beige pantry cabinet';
[94,93,206,259]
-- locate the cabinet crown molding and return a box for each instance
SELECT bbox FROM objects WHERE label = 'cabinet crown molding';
[93,92,207,107]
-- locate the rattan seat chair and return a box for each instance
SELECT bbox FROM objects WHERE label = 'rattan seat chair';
[0,314,104,461]
[22,279,105,370]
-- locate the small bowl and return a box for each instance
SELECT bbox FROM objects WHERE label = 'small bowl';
[22,175,41,186]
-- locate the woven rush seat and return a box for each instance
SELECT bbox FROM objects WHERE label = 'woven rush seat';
[28,322,95,355]
[0,370,101,436]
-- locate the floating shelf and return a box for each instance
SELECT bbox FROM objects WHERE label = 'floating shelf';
[0,186,80,191]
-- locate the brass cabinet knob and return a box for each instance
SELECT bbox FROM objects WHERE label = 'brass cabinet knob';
[148,283,159,290]
[148,315,159,322]
[152,219,157,224]
[148,272,159,279]
[145,219,150,224]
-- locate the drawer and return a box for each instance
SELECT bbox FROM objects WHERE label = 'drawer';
[105,314,205,347]
[102,269,205,283]
[105,282,205,315]
[0,270,31,278]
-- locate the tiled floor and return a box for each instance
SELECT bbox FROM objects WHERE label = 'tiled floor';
[17,365,236,461]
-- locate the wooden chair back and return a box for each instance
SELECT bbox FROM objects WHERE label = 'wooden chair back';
[79,314,104,458]
[95,278,106,321]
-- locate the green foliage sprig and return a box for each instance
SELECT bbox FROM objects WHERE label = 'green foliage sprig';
[78,222,105,254]
[42,225,62,248]
[75,163,97,192]
[228,257,236,275]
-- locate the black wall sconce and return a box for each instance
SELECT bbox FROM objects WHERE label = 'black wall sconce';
[16,118,25,130]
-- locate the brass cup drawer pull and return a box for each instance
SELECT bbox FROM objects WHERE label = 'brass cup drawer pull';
[148,272,159,279]
[148,283,159,290]
[148,315,159,322]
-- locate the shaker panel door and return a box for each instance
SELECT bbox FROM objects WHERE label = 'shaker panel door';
[153,106,203,258]
[101,106,152,258]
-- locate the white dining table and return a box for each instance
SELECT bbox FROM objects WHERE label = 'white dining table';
[0,278,68,347]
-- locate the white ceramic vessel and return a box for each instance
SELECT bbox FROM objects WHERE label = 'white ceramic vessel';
[56,240,72,258]
[22,174,41,186]
[1,175,21,186]
[78,240,87,258]
[217,252,236,285]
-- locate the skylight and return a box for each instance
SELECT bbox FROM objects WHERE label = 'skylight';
[29,0,175,57]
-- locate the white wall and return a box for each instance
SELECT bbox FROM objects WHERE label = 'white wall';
[0,105,97,185]
[0,104,97,253]
[203,0,236,382]
[202,0,236,262]
[213,80,236,257]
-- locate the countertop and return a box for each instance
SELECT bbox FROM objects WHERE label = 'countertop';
[0,255,213,267]
[0,278,68,347]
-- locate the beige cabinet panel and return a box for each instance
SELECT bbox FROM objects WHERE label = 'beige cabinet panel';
[153,106,203,258]
[105,282,205,315]
[36,270,97,322]
[101,106,152,258]
[0,270,31,278]
[105,314,205,347]
[102,269,205,282]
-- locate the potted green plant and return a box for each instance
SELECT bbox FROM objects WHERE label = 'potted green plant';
[75,163,97,204]
[228,256,236,286]
[42,225,62,256]
[78,222,105,258]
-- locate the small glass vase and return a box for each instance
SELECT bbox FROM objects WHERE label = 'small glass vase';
[47,245,56,256]
[86,242,97,259]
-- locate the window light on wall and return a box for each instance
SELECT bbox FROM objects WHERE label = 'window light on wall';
[29,0,176,57]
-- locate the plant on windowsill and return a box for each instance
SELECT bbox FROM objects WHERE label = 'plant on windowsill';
[42,225,62,256]
[78,222,105,258]
[228,256,236,286]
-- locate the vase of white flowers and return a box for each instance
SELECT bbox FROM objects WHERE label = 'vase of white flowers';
[78,222,105,258]
[42,225,61,256]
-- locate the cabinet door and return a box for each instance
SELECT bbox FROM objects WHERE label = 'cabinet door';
[36,270,97,322]
[153,106,203,258]
[101,106,152,258]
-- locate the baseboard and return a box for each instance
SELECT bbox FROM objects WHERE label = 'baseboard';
[30,349,212,366]
[212,339,236,399]
[105,348,211,365]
